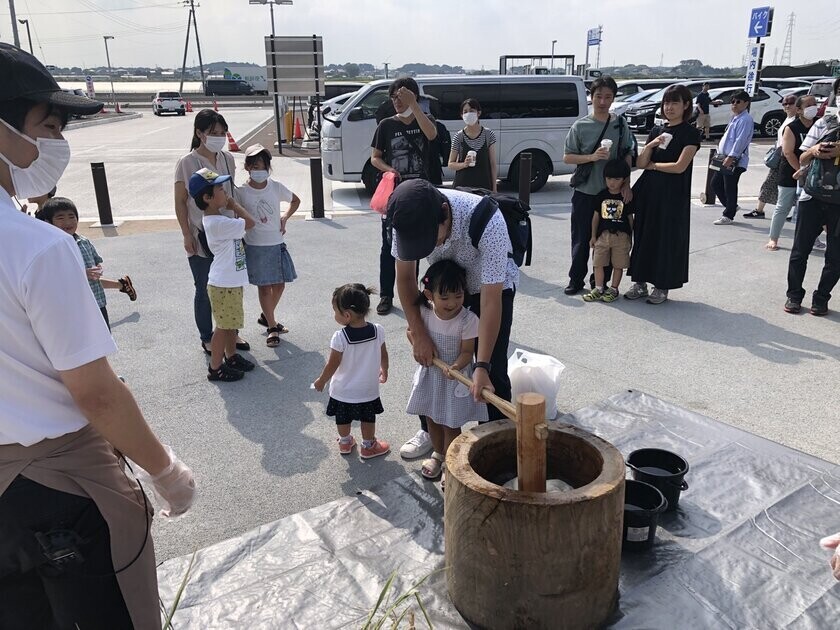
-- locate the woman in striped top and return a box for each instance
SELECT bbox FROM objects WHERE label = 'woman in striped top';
[448,98,497,192]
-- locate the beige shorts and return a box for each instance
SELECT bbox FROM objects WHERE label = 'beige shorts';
[593,231,631,269]
[696,113,711,130]
[208,285,244,330]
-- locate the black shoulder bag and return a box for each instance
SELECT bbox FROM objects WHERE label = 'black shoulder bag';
[570,116,611,189]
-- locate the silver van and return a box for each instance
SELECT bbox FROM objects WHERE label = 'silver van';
[320,75,587,193]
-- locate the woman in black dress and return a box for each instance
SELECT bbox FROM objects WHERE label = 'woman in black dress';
[625,84,701,304]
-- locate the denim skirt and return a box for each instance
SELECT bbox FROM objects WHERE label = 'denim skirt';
[246,243,297,286]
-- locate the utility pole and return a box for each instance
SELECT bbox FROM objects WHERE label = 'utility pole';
[178,4,192,93]
[18,18,32,55]
[383,62,389,79]
[551,40,557,72]
[8,0,20,48]
[103,36,116,112]
[190,0,206,93]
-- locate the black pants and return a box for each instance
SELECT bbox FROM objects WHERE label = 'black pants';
[466,288,515,422]
[711,166,746,219]
[569,191,610,288]
[379,218,396,299]
[786,198,840,306]
[100,306,111,331]
[0,475,133,630]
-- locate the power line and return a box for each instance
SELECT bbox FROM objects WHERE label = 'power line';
[3,3,180,16]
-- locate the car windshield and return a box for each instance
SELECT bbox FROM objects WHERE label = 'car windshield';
[159,92,180,98]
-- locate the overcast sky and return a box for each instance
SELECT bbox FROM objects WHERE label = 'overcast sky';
[1,0,838,71]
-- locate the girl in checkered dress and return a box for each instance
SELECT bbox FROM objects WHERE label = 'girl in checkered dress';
[406,260,488,483]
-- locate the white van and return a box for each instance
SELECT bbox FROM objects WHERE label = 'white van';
[319,75,587,193]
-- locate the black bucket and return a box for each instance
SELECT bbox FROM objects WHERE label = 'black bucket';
[627,448,689,512]
[623,479,666,551]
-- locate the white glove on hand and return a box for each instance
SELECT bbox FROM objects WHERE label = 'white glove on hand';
[136,445,196,517]
[819,533,840,581]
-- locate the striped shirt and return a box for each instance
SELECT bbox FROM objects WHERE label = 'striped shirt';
[451,127,497,156]
[74,234,106,307]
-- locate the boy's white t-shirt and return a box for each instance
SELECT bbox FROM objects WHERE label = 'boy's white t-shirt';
[235,179,294,247]
[328,323,385,403]
[202,214,247,288]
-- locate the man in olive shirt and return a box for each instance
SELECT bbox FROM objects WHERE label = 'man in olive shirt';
[563,76,635,294]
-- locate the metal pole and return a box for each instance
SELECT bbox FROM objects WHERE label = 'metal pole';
[268,3,283,155]
[19,19,32,55]
[383,62,389,79]
[178,8,192,94]
[518,153,532,206]
[190,0,206,93]
[8,0,20,48]
[312,34,321,140]
[90,163,114,226]
[103,36,116,112]
[551,40,556,72]
[310,157,325,218]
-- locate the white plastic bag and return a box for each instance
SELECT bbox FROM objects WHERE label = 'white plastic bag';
[507,349,565,420]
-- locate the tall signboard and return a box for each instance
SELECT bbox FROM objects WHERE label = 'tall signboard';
[745,6,773,96]
[264,35,324,96]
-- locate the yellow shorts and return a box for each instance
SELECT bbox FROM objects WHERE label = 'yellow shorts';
[593,231,631,269]
[207,285,244,330]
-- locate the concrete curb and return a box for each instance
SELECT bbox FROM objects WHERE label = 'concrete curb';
[66,112,143,130]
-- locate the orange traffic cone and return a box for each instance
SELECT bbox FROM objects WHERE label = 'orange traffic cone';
[226,132,241,152]
[185,100,193,113]
[213,100,218,112]
[294,117,303,140]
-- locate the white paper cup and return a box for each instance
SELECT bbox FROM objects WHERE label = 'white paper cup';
[466,150,477,166]
[658,132,673,150]
[600,139,613,151]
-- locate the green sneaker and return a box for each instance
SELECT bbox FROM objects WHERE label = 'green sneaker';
[583,288,604,302]
[602,287,619,303]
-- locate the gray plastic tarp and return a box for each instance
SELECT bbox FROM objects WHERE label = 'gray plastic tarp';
[158,391,840,629]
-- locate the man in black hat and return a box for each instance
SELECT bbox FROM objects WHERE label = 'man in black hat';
[391,180,518,453]
[0,43,194,629]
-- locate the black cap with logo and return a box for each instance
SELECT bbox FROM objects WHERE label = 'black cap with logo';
[0,43,103,115]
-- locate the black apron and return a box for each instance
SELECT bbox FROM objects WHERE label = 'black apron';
[453,127,493,190]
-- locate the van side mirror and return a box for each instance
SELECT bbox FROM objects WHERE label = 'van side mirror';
[347,107,365,122]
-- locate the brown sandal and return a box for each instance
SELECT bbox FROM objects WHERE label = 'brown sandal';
[118,276,137,301]
[266,326,282,347]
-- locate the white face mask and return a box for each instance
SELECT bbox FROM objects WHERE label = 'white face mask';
[395,110,413,120]
[203,135,227,152]
[249,170,269,183]
[803,105,819,120]
[462,112,479,126]
[0,118,71,199]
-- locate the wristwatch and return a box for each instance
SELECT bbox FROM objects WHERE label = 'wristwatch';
[473,361,492,373]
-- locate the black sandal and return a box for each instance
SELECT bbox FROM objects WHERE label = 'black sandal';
[207,363,244,382]
[257,313,268,327]
[266,326,281,348]
[235,339,250,352]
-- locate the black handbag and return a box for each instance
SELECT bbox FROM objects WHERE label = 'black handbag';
[570,117,611,188]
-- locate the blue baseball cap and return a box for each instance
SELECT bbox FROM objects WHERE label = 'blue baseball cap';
[188,167,231,199]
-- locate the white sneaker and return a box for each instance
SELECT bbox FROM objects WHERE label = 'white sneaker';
[713,216,734,225]
[400,429,432,460]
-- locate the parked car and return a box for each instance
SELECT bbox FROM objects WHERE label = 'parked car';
[810,78,839,118]
[308,91,358,138]
[152,91,185,116]
[205,79,254,96]
[779,86,811,99]
[321,75,587,193]
[610,88,659,117]
[653,86,785,137]
[614,79,680,101]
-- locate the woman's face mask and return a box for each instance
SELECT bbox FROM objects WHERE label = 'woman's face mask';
[803,105,819,120]
[462,111,479,126]
[0,117,71,199]
[203,133,227,152]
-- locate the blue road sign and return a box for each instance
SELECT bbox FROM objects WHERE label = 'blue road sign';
[749,6,772,38]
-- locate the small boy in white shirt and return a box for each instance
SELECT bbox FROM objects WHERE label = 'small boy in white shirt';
[189,167,256,382]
